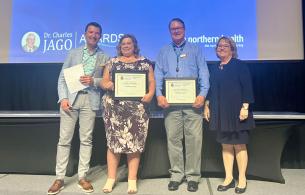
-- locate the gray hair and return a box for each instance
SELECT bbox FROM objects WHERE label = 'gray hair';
[216,36,238,58]
[26,33,36,41]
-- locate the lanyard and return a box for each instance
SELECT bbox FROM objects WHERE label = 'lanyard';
[172,41,186,75]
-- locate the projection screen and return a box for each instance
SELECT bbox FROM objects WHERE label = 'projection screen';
[0,0,303,63]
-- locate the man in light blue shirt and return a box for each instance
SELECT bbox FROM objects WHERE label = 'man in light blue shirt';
[154,18,209,192]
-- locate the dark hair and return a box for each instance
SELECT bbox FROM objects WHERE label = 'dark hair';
[168,18,185,29]
[85,22,102,34]
[116,34,140,57]
[216,36,238,58]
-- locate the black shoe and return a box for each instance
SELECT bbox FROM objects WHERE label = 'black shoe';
[217,179,235,191]
[168,181,181,191]
[187,181,199,192]
[235,183,247,194]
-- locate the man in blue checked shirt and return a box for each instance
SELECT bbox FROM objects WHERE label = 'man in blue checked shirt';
[154,18,210,192]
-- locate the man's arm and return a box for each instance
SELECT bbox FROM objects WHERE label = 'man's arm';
[93,53,110,88]
[155,49,170,108]
[57,50,73,103]
[192,46,210,108]
[196,46,210,97]
[154,51,164,97]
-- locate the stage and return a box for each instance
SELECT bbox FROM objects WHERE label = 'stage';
[0,111,304,185]
[0,168,304,195]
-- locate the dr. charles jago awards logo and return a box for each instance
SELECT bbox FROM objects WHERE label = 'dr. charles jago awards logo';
[41,31,123,53]
[21,32,40,53]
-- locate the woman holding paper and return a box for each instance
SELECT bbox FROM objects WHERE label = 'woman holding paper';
[100,34,155,194]
[204,36,255,194]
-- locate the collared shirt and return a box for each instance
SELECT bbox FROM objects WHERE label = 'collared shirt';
[173,40,186,47]
[82,47,98,76]
[155,41,210,97]
[173,40,186,63]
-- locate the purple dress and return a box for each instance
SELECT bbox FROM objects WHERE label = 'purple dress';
[102,57,152,153]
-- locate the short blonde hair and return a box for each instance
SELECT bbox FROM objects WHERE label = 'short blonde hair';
[216,36,238,58]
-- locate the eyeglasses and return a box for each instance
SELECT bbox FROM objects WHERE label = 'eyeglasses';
[217,44,231,49]
[170,27,184,32]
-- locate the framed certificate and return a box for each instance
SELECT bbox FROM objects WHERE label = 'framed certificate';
[113,70,148,100]
[164,77,197,105]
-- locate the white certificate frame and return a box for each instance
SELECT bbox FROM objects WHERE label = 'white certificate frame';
[164,77,197,105]
[113,70,148,100]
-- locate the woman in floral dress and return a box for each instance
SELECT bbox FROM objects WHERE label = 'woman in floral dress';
[100,34,155,194]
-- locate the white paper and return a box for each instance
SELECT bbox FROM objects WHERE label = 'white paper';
[63,64,87,94]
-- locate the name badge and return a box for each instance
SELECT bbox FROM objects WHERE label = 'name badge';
[180,53,187,58]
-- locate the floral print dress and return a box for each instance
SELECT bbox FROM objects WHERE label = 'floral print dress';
[102,57,152,153]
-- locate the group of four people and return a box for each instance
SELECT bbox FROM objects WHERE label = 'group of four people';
[47,18,255,195]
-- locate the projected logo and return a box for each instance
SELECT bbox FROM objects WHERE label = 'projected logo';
[43,32,74,53]
[21,32,40,53]
[100,33,124,48]
[79,33,124,48]
[188,34,244,48]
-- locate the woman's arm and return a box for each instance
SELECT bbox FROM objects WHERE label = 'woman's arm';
[141,66,156,103]
[100,66,114,91]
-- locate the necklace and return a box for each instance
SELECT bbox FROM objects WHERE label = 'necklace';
[219,64,224,70]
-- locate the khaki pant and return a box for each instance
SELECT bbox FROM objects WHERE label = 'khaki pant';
[164,107,203,182]
[55,93,96,180]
